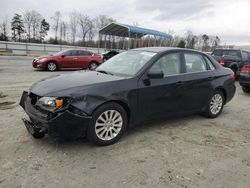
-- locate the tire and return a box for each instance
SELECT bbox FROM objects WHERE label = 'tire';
[242,86,250,93]
[87,102,128,146]
[204,90,225,118]
[32,132,45,139]
[89,62,98,70]
[47,62,57,71]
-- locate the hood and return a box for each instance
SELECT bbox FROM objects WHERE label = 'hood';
[34,55,53,61]
[30,71,124,96]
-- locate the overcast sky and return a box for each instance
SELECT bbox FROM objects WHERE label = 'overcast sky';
[1,0,250,45]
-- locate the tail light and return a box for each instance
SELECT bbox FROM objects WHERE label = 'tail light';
[241,64,250,74]
[220,57,225,67]
[231,72,235,81]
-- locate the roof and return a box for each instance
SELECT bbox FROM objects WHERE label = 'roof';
[132,47,200,53]
[99,23,172,39]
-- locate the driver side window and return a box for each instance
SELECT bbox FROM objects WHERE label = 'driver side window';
[63,50,77,56]
[150,53,181,76]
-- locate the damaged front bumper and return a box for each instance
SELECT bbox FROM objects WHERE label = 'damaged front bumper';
[20,91,92,139]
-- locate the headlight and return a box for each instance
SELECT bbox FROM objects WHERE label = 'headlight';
[36,97,68,111]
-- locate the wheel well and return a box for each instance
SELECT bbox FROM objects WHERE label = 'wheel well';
[89,61,98,65]
[93,100,130,124]
[216,87,227,102]
[230,64,238,71]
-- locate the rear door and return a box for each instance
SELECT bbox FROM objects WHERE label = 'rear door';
[181,52,215,112]
[76,50,93,69]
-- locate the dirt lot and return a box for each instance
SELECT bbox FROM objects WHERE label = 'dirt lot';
[0,56,250,188]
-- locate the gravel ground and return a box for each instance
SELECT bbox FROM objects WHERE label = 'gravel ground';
[0,56,250,188]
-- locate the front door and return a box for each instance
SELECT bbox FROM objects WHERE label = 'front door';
[60,50,78,68]
[137,52,184,120]
[76,50,93,69]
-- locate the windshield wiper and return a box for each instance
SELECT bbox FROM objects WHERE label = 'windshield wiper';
[96,70,113,75]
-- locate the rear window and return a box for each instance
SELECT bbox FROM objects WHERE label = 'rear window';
[242,51,249,61]
[212,49,241,58]
[212,50,222,56]
[78,51,92,56]
[222,50,241,58]
[184,53,208,73]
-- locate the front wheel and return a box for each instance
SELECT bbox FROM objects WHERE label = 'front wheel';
[204,90,225,118]
[32,132,45,139]
[242,86,250,93]
[87,102,127,146]
[47,62,57,71]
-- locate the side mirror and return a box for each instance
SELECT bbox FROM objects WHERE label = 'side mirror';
[147,69,164,79]
[61,55,65,58]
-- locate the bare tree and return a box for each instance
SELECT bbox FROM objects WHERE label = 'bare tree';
[202,34,210,51]
[185,30,197,49]
[95,15,115,47]
[78,14,92,45]
[59,21,63,42]
[57,21,67,43]
[31,11,43,41]
[87,19,95,41]
[95,15,115,30]
[62,22,67,41]
[51,11,61,42]
[69,10,78,44]
[23,10,43,42]
[23,11,32,42]
[0,17,9,41]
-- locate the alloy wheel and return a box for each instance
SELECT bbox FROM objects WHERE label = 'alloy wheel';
[210,94,223,115]
[95,110,123,141]
[47,62,57,71]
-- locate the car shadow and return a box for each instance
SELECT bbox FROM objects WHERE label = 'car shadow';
[34,69,92,72]
[125,114,199,137]
[33,113,204,150]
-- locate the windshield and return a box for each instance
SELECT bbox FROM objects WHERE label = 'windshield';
[53,50,67,56]
[96,51,156,76]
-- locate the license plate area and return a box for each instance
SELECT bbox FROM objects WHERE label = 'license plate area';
[22,118,38,135]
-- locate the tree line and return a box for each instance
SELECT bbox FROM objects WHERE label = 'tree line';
[0,10,220,51]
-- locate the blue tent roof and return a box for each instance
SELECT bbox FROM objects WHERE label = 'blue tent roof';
[99,23,172,39]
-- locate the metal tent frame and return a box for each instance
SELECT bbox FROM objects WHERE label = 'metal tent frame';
[98,23,172,51]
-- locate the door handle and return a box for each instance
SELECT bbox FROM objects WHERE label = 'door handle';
[207,76,214,80]
[176,81,185,85]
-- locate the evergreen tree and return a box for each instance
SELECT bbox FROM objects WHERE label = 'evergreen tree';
[177,40,186,48]
[39,19,50,42]
[11,14,25,42]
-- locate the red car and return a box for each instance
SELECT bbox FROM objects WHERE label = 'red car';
[32,49,103,71]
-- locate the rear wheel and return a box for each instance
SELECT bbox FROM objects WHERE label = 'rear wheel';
[89,62,98,70]
[87,102,127,146]
[47,62,57,71]
[204,90,225,118]
[242,86,250,93]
